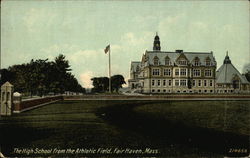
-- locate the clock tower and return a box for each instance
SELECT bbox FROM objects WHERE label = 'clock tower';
[153,32,161,51]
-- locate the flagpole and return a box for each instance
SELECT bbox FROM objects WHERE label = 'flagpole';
[109,46,111,93]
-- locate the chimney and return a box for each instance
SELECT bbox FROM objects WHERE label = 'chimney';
[176,50,183,53]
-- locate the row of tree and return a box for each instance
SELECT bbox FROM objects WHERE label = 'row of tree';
[0,54,85,96]
[91,75,126,93]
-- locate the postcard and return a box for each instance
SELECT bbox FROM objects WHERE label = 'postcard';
[0,0,249,158]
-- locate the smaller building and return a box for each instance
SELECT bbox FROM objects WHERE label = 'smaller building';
[216,53,250,93]
[128,62,141,89]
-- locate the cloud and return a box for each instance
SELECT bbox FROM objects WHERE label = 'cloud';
[41,44,114,87]
[80,71,94,88]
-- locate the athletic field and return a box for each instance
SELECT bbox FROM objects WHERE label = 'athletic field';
[0,100,249,157]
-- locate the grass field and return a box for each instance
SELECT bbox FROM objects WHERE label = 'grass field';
[134,100,250,135]
[0,100,249,157]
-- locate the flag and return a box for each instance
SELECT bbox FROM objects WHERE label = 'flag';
[104,45,110,54]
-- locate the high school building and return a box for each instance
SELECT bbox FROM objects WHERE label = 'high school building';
[128,34,250,93]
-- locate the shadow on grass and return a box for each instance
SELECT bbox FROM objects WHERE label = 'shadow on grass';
[95,101,249,157]
[0,124,55,155]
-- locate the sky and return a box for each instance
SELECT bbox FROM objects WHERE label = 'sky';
[1,0,249,88]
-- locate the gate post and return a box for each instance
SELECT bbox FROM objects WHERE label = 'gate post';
[0,82,14,116]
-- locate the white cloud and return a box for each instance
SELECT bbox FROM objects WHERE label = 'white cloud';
[80,71,94,88]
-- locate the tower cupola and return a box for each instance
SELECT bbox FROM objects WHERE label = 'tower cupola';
[153,32,161,51]
[223,51,231,64]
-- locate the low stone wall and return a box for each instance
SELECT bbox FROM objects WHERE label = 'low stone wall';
[13,96,63,113]
[63,94,250,101]
[11,94,250,114]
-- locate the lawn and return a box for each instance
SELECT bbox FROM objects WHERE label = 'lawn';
[0,100,249,157]
[134,100,250,136]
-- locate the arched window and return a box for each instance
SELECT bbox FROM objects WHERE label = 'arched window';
[165,57,170,66]
[153,56,159,66]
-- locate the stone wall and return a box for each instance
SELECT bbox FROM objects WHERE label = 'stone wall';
[63,94,250,101]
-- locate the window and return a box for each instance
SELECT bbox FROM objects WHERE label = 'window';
[178,60,187,65]
[194,60,200,66]
[154,57,159,66]
[164,69,171,76]
[175,80,179,86]
[205,59,211,66]
[152,89,155,92]
[163,80,166,86]
[163,89,166,92]
[180,80,187,86]
[210,80,213,87]
[198,80,202,87]
[152,80,155,86]
[157,80,161,86]
[7,92,10,101]
[2,92,5,101]
[152,69,160,76]
[157,89,161,92]
[205,70,212,77]
[233,80,240,89]
[193,80,196,87]
[169,80,172,86]
[193,69,201,77]
[165,58,170,65]
[204,80,207,87]
[136,65,140,72]
[175,69,179,76]
[180,69,187,76]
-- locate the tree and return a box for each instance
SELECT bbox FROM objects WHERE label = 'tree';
[0,69,14,86]
[91,77,109,93]
[0,54,85,96]
[54,54,71,94]
[111,75,126,92]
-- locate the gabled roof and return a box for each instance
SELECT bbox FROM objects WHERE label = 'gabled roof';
[1,81,13,87]
[216,55,249,84]
[144,50,216,66]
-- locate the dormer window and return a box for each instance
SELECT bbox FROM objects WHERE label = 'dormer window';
[153,56,159,66]
[194,57,200,66]
[205,60,211,66]
[178,60,187,66]
[165,57,170,66]
[194,60,199,66]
